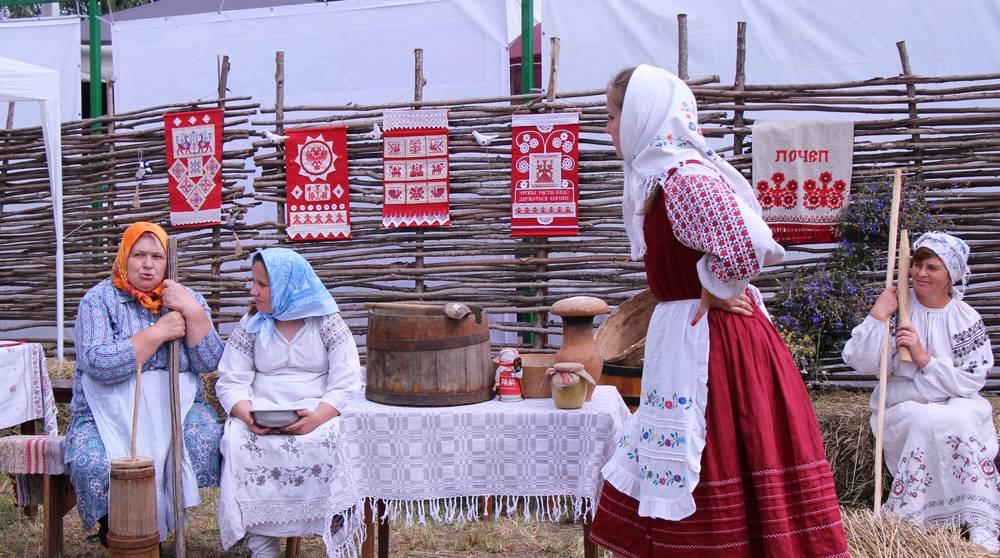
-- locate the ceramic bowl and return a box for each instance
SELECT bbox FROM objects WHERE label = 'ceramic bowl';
[251,409,303,428]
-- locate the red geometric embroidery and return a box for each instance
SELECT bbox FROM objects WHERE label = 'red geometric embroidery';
[662,171,759,284]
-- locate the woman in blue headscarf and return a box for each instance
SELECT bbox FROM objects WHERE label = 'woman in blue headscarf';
[216,248,363,557]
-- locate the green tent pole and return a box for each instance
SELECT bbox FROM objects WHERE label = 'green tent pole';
[88,0,102,120]
[518,0,535,346]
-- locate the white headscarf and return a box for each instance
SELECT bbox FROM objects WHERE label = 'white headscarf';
[618,65,762,260]
[913,231,971,298]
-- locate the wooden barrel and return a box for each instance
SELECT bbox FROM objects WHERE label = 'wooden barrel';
[366,304,493,406]
[108,457,159,558]
[601,362,642,411]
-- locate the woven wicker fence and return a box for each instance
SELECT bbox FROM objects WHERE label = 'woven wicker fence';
[1,29,999,384]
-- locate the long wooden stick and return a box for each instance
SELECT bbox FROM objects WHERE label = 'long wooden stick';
[167,235,186,557]
[873,169,904,512]
[130,362,142,461]
[897,229,913,362]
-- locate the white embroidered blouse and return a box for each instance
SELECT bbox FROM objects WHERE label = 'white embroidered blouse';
[216,313,362,414]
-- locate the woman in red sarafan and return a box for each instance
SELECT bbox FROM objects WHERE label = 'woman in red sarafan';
[589,65,849,558]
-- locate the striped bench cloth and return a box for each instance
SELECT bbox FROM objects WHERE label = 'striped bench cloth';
[0,435,65,507]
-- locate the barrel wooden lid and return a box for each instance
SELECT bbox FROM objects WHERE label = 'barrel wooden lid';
[110,457,154,469]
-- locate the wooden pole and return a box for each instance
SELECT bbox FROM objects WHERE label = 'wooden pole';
[873,169,904,512]
[897,229,913,362]
[275,51,286,228]
[414,48,426,296]
[546,37,560,104]
[677,14,689,80]
[732,21,747,155]
[167,235,186,557]
[210,55,231,320]
[897,41,924,175]
[130,362,142,460]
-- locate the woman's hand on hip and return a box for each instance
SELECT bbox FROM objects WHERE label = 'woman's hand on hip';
[281,403,341,436]
[692,288,753,326]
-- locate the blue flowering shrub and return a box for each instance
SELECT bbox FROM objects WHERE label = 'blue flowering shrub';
[770,175,945,384]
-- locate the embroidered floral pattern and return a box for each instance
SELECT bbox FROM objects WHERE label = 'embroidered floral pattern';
[887,448,932,509]
[279,434,304,458]
[952,320,989,359]
[947,435,994,485]
[241,430,266,459]
[662,171,759,284]
[650,134,695,151]
[801,171,846,210]
[756,171,798,209]
[617,434,640,462]
[641,389,694,411]
[238,463,336,488]
[640,465,687,488]
[639,426,687,449]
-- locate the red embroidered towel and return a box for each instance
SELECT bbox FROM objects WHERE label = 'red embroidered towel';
[165,109,223,228]
[751,120,854,243]
[381,109,450,228]
[285,126,352,241]
[510,113,580,237]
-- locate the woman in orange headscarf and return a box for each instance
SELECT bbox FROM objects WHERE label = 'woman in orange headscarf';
[63,222,225,546]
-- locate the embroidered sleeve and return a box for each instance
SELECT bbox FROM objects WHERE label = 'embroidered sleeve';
[319,313,363,413]
[662,170,781,299]
[320,312,352,354]
[915,317,992,400]
[215,317,257,414]
[74,291,138,384]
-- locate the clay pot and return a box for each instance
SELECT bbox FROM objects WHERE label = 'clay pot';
[519,353,556,399]
[551,296,608,401]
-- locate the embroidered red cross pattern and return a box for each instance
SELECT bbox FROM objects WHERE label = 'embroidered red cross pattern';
[663,172,758,284]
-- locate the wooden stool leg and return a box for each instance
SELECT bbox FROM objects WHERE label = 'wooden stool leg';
[361,500,375,558]
[283,536,301,558]
[43,475,65,558]
[583,514,597,558]
[377,500,388,558]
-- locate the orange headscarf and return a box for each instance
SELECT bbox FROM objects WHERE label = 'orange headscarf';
[111,222,169,314]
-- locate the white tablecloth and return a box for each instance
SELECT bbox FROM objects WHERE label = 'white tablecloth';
[339,385,630,525]
[0,342,57,435]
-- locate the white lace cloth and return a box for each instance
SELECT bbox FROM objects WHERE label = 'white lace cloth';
[339,386,630,524]
[0,342,57,435]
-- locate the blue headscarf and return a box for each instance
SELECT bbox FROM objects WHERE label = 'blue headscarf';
[245,247,340,347]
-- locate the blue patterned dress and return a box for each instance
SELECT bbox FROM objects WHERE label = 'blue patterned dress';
[63,278,224,529]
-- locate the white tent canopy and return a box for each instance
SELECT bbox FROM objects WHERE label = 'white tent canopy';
[0,56,65,359]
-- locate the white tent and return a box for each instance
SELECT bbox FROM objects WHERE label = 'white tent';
[0,56,65,359]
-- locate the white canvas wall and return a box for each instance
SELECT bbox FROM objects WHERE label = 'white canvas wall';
[542,0,1000,91]
[111,0,511,113]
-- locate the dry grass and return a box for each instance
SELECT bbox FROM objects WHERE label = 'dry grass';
[0,483,596,557]
[8,364,999,556]
[844,507,997,558]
